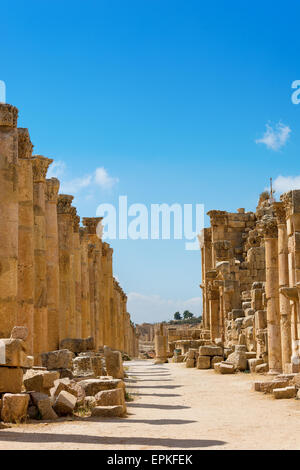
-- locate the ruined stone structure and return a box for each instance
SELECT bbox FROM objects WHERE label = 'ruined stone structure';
[199,191,300,374]
[0,103,138,364]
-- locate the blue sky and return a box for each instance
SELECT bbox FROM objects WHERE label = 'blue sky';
[2,0,300,323]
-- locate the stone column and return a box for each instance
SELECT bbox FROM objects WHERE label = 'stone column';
[72,214,82,338]
[261,216,282,374]
[82,217,103,350]
[0,104,19,338]
[45,178,60,351]
[198,228,212,329]
[102,243,112,348]
[17,128,34,354]
[57,194,74,343]
[281,190,300,370]
[79,228,91,338]
[32,155,53,362]
[274,202,292,372]
[208,283,220,341]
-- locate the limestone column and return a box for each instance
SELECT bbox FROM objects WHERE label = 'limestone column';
[82,217,104,349]
[32,155,53,362]
[0,104,19,338]
[274,202,292,372]
[79,228,91,338]
[102,243,112,347]
[57,194,74,343]
[261,216,282,374]
[45,178,60,351]
[17,128,34,354]
[72,214,82,338]
[208,283,220,341]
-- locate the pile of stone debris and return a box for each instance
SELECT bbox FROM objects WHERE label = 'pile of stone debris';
[0,327,128,424]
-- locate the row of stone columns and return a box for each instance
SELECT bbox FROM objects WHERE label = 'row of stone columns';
[0,103,138,363]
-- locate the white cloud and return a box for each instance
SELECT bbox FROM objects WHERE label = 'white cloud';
[255,122,291,151]
[273,175,300,194]
[47,160,66,178]
[95,167,119,189]
[127,292,202,324]
[47,161,119,195]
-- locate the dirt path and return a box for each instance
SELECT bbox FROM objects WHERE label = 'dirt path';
[1,360,300,449]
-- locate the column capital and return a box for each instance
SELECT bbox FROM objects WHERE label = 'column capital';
[73,214,80,233]
[32,155,53,183]
[0,103,18,128]
[45,178,60,203]
[207,210,227,226]
[18,128,33,159]
[272,202,286,225]
[82,217,103,234]
[57,194,74,214]
[259,215,278,239]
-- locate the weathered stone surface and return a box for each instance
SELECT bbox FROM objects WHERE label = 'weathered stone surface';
[91,405,124,417]
[78,378,124,396]
[196,356,211,369]
[186,358,195,368]
[30,392,58,420]
[273,386,297,399]
[1,393,29,423]
[59,337,94,354]
[10,326,28,341]
[255,363,269,373]
[95,388,126,414]
[41,349,73,370]
[104,348,124,379]
[23,369,59,394]
[0,338,30,367]
[91,356,105,377]
[253,379,290,393]
[248,358,263,373]
[73,356,94,377]
[219,363,236,374]
[227,349,247,371]
[51,378,85,406]
[211,356,223,368]
[199,345,223,357]
[0,367,23,393]
[53,390,77,416]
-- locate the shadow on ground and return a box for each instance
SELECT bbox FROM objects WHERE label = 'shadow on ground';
[0,431,226,448]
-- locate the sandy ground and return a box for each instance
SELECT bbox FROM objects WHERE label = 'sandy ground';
[0,359,300,450]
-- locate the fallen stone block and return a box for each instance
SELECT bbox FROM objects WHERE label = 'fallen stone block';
[248,358,263,373]
[273,386,297,399]
[255,363,269,374]
[91,405,124,417]
[23,370,59,394]
[27,405,39,420]
[53,390,77,416]
[59,337,94,354]
[91,356,105,377]
[41,349,73,370]
[196,356,211,369]
[173,355,184,363]
[199,345,223,357]
[0,338,30,367]
[226,349,247,371]
[95,388,126,414]
[1,393,29,423]
[186,358,195,368]
[78,378,124,396]
[30,392,58,420]
[10,326,28,341]
[51,378,85,406]
[73,356,94,377]
[219,363,236,374]
[211,356,223,368]
[253,379,290,393]
[0,366,23,393]
[104,348,124,379]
